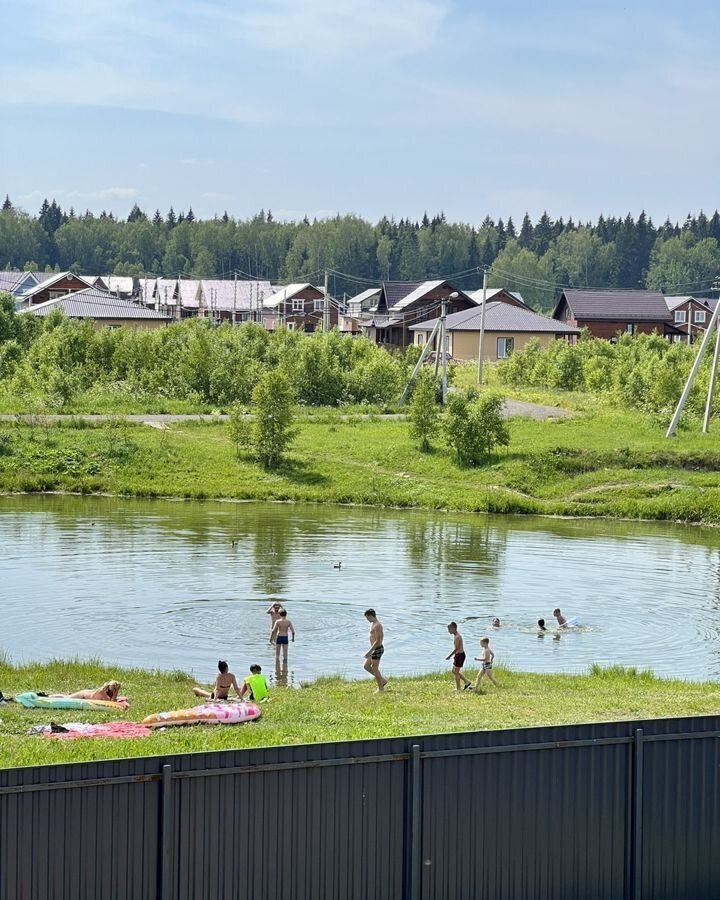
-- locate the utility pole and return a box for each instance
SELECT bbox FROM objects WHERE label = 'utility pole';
[703,319,720,433]
[667,276,720,436]
[477,267,488,385]
[232,272,237,326]
[323,270,329,331]
[440,298,448,404]
[259,287,264,329]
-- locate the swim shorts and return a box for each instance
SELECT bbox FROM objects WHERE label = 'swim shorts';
[453,652,466,668]
[370,645,384,660]
[276,636,289,645]
[482,662,493,671]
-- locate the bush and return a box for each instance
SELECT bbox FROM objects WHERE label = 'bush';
[251,370,297,468]
[408,368,439,451]
[443,389,509,467]
[228,402,252,458]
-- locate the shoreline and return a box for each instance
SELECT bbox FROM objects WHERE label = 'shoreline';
[2,659,719,771]
[0,486,718,530]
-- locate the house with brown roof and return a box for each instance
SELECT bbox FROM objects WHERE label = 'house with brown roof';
[362,280,477,347]
[411,300,580,362]
[263,283,335,332]
[24,287,171,329]
[17,271,94,307]
[664,296,718,343]
[552,289,682,341]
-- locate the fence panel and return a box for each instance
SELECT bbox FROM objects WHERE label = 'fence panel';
[641,731,720,900]
[1,716,720,900]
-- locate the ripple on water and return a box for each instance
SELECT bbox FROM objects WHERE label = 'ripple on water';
[3,497,720,681]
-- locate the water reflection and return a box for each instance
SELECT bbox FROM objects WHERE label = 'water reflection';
[2,496,720,681]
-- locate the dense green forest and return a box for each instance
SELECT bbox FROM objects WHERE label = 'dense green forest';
[2,195,720,310]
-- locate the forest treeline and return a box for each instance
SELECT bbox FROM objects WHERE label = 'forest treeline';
[2,195,720,310]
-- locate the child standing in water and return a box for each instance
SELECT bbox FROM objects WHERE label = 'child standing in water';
[267,602,286,637]
[270,610,295,664]
[193,661,242,700]
[446,622,472,691]
[553,608,568,628]
[474,637,498,691]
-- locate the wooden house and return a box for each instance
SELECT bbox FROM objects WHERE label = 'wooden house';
[18,272,95,307]
[361,280,477,347]
[553,289,683,341]
[263,283,335,332]
[664,296,717,343]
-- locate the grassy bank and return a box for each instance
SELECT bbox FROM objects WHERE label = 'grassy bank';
[1,659,718,770]
[1,403,720,521]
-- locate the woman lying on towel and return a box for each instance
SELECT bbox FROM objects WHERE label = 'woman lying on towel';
[51,681,122,702]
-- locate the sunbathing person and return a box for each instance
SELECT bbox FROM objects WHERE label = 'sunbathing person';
[51,681,121,702]
[193,661,242,701]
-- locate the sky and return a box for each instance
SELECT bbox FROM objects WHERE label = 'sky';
[1,0,719,225]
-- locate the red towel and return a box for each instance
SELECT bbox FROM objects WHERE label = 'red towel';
[44,722,150,740]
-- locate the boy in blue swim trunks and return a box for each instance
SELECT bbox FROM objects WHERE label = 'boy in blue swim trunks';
[363,609,387,693]
[270,609,295,664]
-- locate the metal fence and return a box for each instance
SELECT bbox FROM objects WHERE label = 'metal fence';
[1,713,719,900]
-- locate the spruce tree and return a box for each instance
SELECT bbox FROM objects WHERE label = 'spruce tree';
[166,207,177,229]
[505,216,516,239]
[2,195,11,210]
[518,213,533,248]
[532,211,553,255]
[186,207,195,223]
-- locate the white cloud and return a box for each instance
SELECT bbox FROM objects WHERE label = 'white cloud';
[18,187,139,204]
[200,0,448,60]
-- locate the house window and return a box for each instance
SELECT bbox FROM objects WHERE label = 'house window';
[694,310,707,324]
[313,299,325,311]
[674,310,687,323]
[417,333,425,346]
[626,323,635,334]
[497,337,514,359]
[286,321,296,331]
[292,298,304,312]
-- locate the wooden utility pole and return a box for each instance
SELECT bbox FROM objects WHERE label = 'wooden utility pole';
[232,273,237,325]
[477,267,488,384]
[441,298,448,404]
[323,271,330,331]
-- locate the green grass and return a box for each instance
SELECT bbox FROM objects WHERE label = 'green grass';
[1,402,720,521]
[1,659,718,770]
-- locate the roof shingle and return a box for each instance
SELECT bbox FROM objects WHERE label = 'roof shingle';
[558,289,670,321]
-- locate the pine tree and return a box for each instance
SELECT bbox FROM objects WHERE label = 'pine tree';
[222,211,230,224]
[421,211,430,229]
[2,195,11,210]
[152,209,164,227]
[166,207,177,229]
[186,207,195,223]
[710,211,720,243]
[266,209,273,223]
[518,213,533,248]
[127,203,146,223]
[505,217,516,239]
[532,211,553,256]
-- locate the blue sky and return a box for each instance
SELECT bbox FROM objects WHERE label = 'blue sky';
[1,0,718,224]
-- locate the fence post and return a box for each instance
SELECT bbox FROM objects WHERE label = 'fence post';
[407,744,422,900]
[160,763,173,900]
[631,728,644,900]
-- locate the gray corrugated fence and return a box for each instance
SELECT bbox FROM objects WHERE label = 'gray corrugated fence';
[1,714,719,900]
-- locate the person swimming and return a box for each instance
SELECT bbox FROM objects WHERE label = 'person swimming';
[537,618,547,632]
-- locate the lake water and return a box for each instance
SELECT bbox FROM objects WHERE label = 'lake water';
[2,495,720,685]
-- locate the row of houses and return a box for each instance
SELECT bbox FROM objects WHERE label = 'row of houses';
[1,268,716,362]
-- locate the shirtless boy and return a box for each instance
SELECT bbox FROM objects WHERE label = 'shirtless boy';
[553,608,568,628]
[193,661,242,700]
[474,637,498,690]
[270,609,295,664]
[363,609,387,692]
[446,622,472,691]
[267,602,286,637]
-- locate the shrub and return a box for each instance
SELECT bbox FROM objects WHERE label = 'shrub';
[443,389,509,467]
[251,370,297,468]
[228,402,252,458]
[408,368,439,451]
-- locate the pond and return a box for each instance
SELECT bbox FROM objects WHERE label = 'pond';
[3,495,720,685]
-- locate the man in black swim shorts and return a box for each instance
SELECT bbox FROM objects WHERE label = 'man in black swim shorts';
[446,622,472,691]
[363,609,387,692]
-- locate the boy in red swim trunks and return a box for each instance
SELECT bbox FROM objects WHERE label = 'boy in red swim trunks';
[446,622,472,691]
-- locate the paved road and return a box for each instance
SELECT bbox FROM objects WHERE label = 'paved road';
[0,400,571,424]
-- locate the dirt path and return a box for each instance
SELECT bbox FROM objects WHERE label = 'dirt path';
[0,399,572,425]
